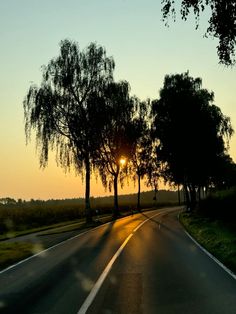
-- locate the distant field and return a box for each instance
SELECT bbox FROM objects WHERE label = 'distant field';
[0,190,182,238]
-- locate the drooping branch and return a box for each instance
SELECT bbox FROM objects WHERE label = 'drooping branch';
[162,0,236,65]
[23,39,115,221]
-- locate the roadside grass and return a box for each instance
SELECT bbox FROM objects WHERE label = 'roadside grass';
[180,211,236,274]
[0,242,34,271]
[0,218,84,240]
[0,219,107,271]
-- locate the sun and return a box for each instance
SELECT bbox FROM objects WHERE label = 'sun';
[119,158,126,166]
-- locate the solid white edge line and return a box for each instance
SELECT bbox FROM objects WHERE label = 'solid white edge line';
[77,211,163,314]
[184,229,236,280]
[0,215,137,275]
[0,220,119,275]
[0,229,88,275]
[0,209,161,275]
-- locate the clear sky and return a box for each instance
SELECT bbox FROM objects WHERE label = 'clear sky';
[0,0,235,200]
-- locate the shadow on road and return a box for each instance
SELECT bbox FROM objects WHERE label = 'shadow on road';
[140,208,183,238]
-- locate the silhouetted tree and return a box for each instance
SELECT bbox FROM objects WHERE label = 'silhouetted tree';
[152,72,233,209]
[24,39,114,222]
[130,99,153,210]
[96,81,136,218]
[211,154,236,189]
[145,148,162,205]
[0,197,17,205]
[162,0,236,65]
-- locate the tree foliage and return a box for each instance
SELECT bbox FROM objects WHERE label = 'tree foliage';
[130,99,158,209]
[152,71,233,208]
[162,0,236,65]
[211,154,236,189]
[96,81,137,217]
[0,198,17,205]
[24,39,114,221]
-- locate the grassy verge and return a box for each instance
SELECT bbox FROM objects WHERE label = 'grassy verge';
[0,218,84,240]
[180,211,236,274]
[0,220,106,271]
[0,210,137,270]
[0,242,34,271]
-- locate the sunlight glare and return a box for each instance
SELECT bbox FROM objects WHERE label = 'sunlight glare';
[119,158,126,166]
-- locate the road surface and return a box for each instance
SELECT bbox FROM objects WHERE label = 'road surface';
[0,207,235,313]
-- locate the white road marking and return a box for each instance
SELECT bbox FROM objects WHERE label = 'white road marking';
[0,209,161,275]
[0,220,122,275]
[0,229,88,274]
[77,211,162,314]
[185,230,236,280]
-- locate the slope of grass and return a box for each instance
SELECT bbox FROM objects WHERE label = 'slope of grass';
[180,211,236,274]
[0,242,34,271]
[0,218,84,240]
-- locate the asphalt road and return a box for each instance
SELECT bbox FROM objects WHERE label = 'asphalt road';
[0,207,235,314]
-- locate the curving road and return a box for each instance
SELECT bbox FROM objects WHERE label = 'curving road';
[0,207,235,313]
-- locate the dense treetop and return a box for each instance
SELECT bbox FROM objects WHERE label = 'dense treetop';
[152,71,233,207]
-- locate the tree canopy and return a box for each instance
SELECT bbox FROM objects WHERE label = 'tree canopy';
[152,71,233,208]
[24,39,114,222]
[162,0,236,65]
[211,154,236,190]
[95,81,137,217]
[129,98,157,210]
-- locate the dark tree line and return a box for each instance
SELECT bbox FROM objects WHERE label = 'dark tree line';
[24,40,235,221]
[152,71,233,209]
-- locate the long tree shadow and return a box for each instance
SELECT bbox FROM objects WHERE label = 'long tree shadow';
[140,209,184,238]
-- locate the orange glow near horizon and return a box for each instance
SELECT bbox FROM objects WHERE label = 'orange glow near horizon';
[0,1,236,201]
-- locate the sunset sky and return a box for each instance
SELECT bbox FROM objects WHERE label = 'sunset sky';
[0,0,235,200]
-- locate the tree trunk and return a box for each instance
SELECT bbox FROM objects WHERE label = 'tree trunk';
[137,174,141,211]
[184,183,190,210]
[113,174,119,218]
[85,156,92,223]
[177,184,181,205]
[198,186,201,202]
[189,185,196,210]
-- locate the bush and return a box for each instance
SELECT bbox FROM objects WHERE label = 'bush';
[199,187,236,221]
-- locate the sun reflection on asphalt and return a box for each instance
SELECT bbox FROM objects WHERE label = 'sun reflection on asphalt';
[0,300,5,309]
[75,270,94,291]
